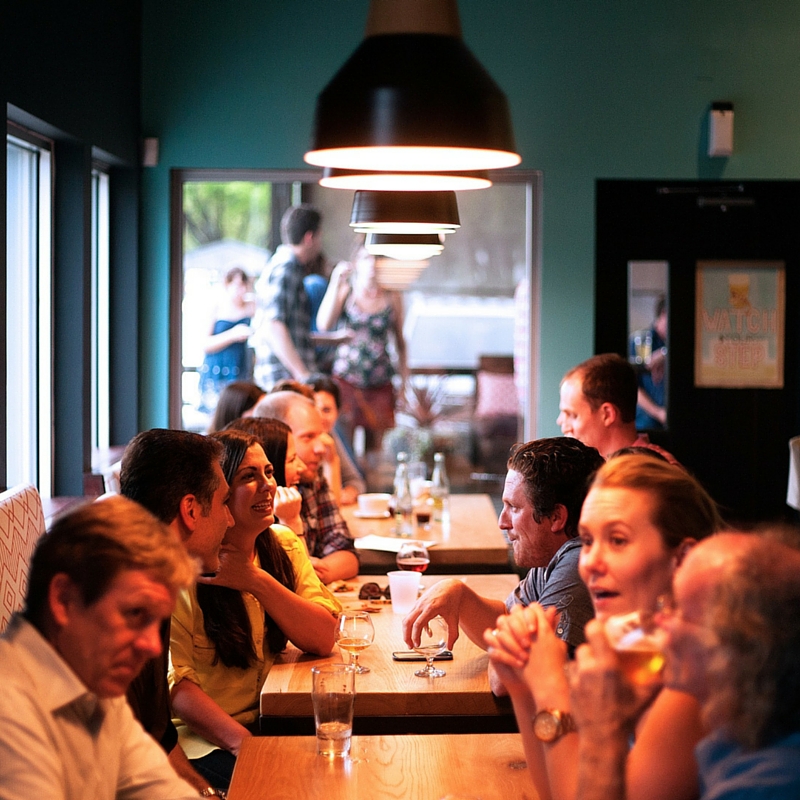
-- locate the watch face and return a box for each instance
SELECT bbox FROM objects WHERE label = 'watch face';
[533,710,560,742]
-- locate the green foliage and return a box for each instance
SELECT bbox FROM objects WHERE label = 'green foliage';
[183,182,272,252]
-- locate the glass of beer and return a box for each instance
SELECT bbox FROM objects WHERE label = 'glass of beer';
[605,610,666,686]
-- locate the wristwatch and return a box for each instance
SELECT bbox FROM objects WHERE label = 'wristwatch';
[532,709,577,743]
[200,788,227,799]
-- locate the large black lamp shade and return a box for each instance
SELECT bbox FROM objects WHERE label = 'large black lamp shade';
[305,0,520,173]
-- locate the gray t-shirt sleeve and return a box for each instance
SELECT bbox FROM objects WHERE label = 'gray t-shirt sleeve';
[504,542,593,650]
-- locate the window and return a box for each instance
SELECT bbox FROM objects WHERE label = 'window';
[6,126,53,494]
[91,165,110,453]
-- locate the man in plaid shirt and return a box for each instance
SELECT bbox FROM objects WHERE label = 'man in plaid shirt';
[255,390,359,583]
[253,205,322,388]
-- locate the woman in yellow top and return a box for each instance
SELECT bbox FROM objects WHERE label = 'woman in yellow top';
[169,429,340,790]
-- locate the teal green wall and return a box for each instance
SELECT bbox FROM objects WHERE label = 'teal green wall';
[141,0,800,433]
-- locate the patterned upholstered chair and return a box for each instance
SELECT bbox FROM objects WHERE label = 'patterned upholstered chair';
[0,484,46,632]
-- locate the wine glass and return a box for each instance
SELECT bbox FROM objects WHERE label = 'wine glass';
[413,615,448,678]
[396,541,430,573]
[335,611,375,674]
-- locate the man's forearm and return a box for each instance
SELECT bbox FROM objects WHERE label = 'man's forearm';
[313,549,359,582]
[457,589,506,648]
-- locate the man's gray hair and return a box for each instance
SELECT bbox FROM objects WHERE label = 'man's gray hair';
[704,534,800,748]
[253,390,314,424]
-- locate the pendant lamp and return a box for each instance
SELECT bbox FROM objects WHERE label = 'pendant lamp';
[320,167,491,192]
[350,191,460,234]
[365,232,444,261]
[374,257,429,290]
[305,0,520,174]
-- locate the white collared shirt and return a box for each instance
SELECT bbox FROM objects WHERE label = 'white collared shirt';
[0,614,197,800]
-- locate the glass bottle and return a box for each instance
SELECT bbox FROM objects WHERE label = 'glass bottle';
[430,451,450,524]
[392,451,414,537]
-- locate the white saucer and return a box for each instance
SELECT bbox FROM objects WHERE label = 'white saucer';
[353,510,391,519]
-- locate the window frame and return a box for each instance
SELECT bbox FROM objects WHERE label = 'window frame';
[169,168,542,442]
[90,162,111,454]
[6,122,55,494]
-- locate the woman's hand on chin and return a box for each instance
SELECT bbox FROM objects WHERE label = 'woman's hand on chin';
[196,544,259,593]
[274,485,302,520]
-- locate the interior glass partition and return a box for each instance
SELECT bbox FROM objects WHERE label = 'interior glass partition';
[170,169,540,492]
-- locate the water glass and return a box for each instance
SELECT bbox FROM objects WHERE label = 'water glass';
[311,663,356,758]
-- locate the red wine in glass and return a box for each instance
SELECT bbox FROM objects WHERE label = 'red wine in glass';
[396,542,430,572]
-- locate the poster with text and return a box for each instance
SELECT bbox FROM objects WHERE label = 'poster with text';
[695,260,784,388]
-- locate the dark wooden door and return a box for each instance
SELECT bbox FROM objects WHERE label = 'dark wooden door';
[595,180,800,523]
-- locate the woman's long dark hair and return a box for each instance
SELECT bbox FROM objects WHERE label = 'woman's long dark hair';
[197,429,296,669]
[224,416,291,487]
[208,381,264,433]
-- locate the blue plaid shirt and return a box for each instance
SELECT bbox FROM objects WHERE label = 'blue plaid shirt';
[254,249,317,387]
[299,472,358,561]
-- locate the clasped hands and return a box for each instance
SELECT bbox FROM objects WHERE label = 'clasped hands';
[484,603,567,697]
[485,607,659,733]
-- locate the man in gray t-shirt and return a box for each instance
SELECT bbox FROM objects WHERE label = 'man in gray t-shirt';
[505,537,592,652]
[403,438,603,660]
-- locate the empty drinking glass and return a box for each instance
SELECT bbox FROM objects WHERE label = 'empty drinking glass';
[413,615,448,678]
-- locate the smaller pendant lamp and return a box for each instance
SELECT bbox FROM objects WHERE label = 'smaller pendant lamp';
[374,257,429,290]
[350,191,460,234]
[320,167,491,192]
[365,232,444,261]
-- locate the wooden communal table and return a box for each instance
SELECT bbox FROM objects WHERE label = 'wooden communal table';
[260,574,517,735]
[229,733,534,800]
[344,493,512,574]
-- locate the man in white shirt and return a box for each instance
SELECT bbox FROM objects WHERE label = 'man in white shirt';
[557,353,678,464]
[0,496,201,800]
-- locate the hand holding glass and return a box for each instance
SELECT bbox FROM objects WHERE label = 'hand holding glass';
[336,611,375,674]
[604,610,666,686]
[413,615,448,678]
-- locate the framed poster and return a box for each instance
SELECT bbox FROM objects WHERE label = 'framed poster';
[695,260,785,388]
